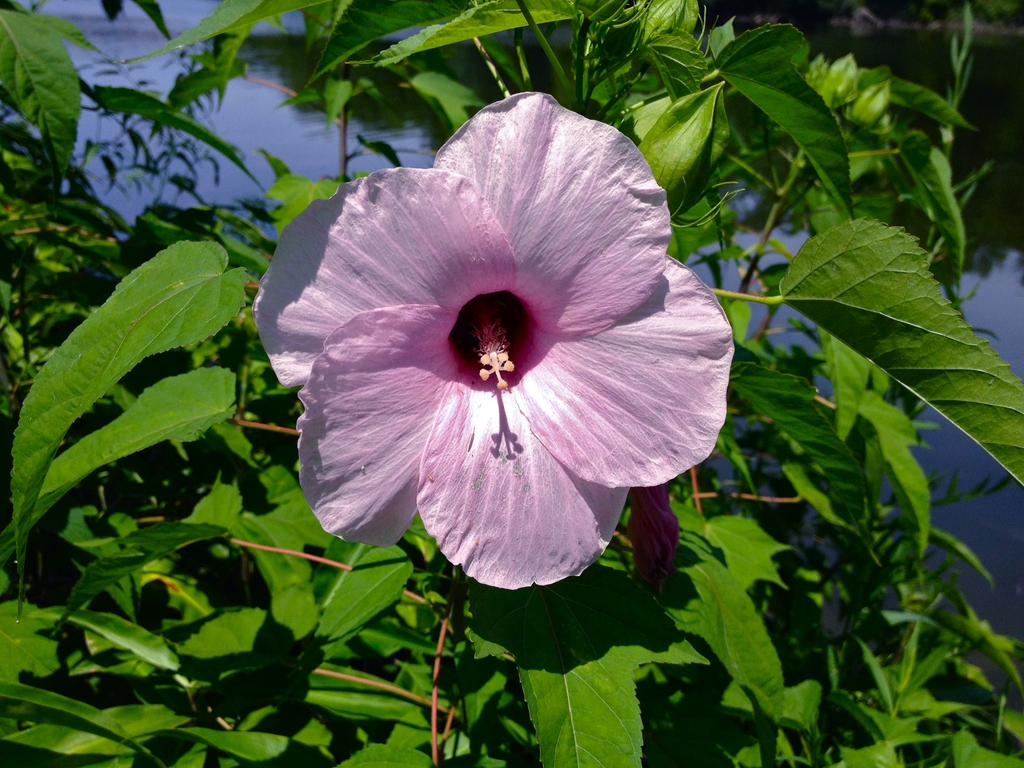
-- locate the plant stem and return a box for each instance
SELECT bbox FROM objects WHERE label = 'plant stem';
[473,37,511,98]
[574,19,590,108]
[515,0,574,103]
[514,27,532,90]
[431,612,452,765]
[230,418,299,436]
[712,288,785,306]
[230,538,427,604]
[312,667,440,710]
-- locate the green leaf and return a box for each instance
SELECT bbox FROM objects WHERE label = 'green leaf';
[409,71,483,133]
[132,0,171,38]
[0,11,89,178]
[929,527,992,585]
[137,0,326,61]
[0,602,59,681]
[861,67,973,129]
[324,76,353,126]
[644,0,699,39]
[304,686,428,727]
[900,130,966,278]
[716,25,851,215]
[648,33,706,99]
[92,86,256,182]
[839,741,899,768]
[37,367,236,518]
[821,330,870,441]
[65,522,228,617]
[186,478,244,529]
[314,0,464,79]
[0,681,163,767]
[952,730,1024,767]
[931,608,1023,695]
[371,0,573,67]
[178,607,265,659]
[857,390,931,554]
[663,540,785,723]
[730,363,868,529]
[702,515,789,590]
[336,744,434,768]
[156,727,331,768]
[780,218,1024,489]
[64,609,180,671]
[470,565,705,768]
[6,241,244,574]
[268,174,340,234]
[639,84,729,219]
[316,545,413,647]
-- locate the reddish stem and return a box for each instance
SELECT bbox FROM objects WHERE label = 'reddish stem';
[229,538,427,603]
[431,615,451,765]
[690,466,704,516]
[231,418,299,436]
[312,667,438,709]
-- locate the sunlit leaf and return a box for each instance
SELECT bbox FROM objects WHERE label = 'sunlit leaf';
[470,565,704,768]
[782,218,1024,488]
[716,25,851,215]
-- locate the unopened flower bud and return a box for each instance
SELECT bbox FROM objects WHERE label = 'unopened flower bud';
[627,484,680,591]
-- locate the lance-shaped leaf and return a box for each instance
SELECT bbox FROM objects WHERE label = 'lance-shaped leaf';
[64,609,180,671]
[136,0,325,60]
[155,727,332,768]
[860,66,973,130]
[469,565,705,768]
[900,130,966,279]
[373,0,573,67]
[0,11,92,178]
[8,241,245,574]
[92,86,256,182]
[314,0,466,78]
[781,218,1024,488]
[64,523,228,618]
[730,363,868,528]
[35,367,236,521]
[716,24,851,215]
[0,681,165,767]
[662,537,785,767]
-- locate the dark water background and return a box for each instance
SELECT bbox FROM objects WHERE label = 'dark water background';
[50,1,1024,642]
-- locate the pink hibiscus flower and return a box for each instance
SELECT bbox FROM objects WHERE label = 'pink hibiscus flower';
[253,92,733,589]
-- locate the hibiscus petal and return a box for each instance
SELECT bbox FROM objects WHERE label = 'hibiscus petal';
[298,304,460,546]
[418,383,627,589]
[255,168,517,387]
[434,92,670,336]
[518,259,734,487]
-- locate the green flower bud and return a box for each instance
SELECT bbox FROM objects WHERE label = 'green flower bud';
[849,81,890,127]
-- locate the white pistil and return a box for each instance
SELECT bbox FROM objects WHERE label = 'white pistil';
[479,350,515,390]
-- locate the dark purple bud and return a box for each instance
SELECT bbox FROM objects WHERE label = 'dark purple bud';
[627,484,680,591]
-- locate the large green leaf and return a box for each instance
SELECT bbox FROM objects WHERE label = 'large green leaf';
[0,602,59,681]
[64,523,228,617]
[900,130,965,279]
[716,24,851,215]
[7,241,245,574]
[951,730,1023,768]
[372,0,573,67]
[470,565,705,768]
[730,363,868,528]
[678,511,789,590]
[781,218,1024,488]
[137,0,325,60]
[92,86,256,182]
[315,545,413,648]
[663,538,785,767]
[0,10,91,177]
[314,0,465,79]
[0,681,164,767]
[36,367,236,520]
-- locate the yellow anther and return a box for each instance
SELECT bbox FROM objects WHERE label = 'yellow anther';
[479,349,514,390]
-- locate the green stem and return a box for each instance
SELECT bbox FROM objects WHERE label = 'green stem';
[514,27,532,90]
[515,0,574,103]
[473,37,511,98]
[574,19,590,109]
[712,288,785,306]
[702,68,721,84]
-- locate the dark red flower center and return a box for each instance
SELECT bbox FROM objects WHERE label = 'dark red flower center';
[449,291,526,389]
